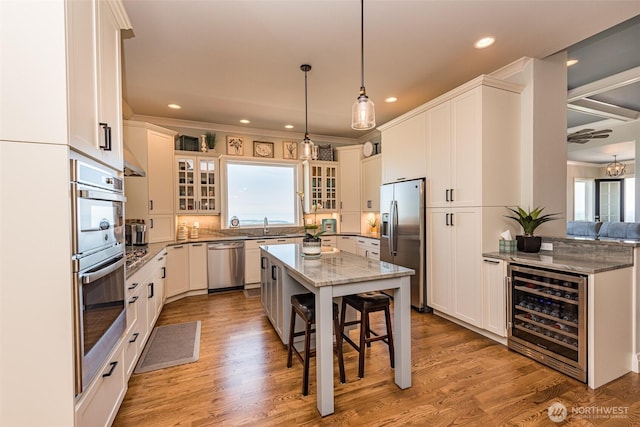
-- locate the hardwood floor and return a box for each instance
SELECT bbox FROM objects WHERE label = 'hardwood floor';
[113,291,640,426]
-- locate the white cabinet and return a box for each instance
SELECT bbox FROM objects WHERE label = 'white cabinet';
[75,340,126,427]
[175,154,219,214]
[123,121,177,243]
[150,251,167,324]
[260,250,308,344]
[356,237,380,260]
[321,235,337,248]
[361,155,381,212]
[337,235,357,254]
[124,278,148,379]
[482,258,507,337]
[309,161,338,210]
[67,0,128,171]
[189,243,208,291]
[379,112,427,184]
[426,83,520,208]
[337,146,362,233]
[427,208,483,327]
[245,237,302,286]
[165,244,189,298]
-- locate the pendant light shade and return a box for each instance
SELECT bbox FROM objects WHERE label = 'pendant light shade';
[351,0,375,130]
[299,64,314,161]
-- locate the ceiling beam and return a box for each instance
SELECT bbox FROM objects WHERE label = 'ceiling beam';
[567,98,640,122]
[567,66,640,102]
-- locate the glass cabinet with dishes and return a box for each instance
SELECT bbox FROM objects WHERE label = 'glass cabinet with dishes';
[175,154,219,214]
[309,161,338,211]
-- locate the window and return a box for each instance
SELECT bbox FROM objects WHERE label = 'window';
[574,178,594,221]
[624,177,635,221]
[224,160,300,228]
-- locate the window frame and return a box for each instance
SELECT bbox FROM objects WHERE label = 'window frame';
[220,157,303,230]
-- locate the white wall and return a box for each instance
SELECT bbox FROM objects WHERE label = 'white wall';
[494,54,568,237]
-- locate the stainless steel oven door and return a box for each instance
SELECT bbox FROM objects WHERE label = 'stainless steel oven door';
[71,182,125,256]
[74,254,126,395]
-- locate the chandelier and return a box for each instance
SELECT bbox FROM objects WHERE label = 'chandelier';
[605,155,626,177]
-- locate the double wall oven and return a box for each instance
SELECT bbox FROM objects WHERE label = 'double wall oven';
[71,153,126,395]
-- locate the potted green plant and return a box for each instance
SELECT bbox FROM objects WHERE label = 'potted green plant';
[505,206,560,253]
[205,132,216,151]
[302,224,324,256]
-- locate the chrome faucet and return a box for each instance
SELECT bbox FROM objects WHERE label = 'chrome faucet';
[263,217,269,235]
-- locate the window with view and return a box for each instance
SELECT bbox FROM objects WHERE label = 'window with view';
[225,161,299,227]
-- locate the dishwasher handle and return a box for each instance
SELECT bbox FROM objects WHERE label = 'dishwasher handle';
[208,242,245,250]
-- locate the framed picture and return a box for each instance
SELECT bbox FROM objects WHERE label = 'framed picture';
[226,136,244,156]
[321,218,337,234]
[283,141,298,160]
[253,141,274,158]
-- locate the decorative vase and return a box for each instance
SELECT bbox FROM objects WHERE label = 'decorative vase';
[302,238,322,256]
[200,135,208,152]
[516,235,542,253]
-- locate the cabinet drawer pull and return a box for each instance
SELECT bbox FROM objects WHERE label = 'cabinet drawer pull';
[483,259,500,264]
[128,295,139,304]
[157,256,164,261]
[129,332,140,343]
[261,257,267,269]
[102,361,117,378]
[148,282,154,298]
[271,265,277,280]
[450,213,454,226]
[450,189,454,201]
[128,282,139,290]
[173,245,184,249]
[445,213,450,226]
[161,266,166,279]
[150,218,154,229]
[149,200,154,211]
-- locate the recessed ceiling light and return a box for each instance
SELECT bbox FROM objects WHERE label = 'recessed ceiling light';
[168,104,181,109]
[474,37,495,49]
[385,97,398,103]
[567,59,579,67]
[240,119,250,124]
[285,124,294,129]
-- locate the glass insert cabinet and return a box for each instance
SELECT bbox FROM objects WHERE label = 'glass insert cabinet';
[175,155,219,214]
[309,161,338,211]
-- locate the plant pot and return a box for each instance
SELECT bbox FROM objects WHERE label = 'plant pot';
[302,238,322,256]
[516,235,542,253]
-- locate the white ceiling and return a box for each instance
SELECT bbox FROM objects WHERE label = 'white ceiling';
[121,1,640,144]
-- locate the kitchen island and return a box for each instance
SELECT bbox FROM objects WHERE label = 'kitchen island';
[259,244,414,416]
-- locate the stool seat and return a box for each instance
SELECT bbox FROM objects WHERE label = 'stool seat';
[287,293,345,396]
[340,291,394,378]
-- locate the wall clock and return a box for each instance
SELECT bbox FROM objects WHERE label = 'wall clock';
[362,141,374,157]
[253,141,274,158]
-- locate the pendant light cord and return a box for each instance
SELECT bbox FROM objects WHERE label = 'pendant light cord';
[305,69,309,135]
[300,64,311,138]
[360,0,365,91]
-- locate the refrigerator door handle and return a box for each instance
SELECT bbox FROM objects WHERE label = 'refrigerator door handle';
[390,200,398,256]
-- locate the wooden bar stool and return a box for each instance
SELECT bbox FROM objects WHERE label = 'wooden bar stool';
[286,293,346,396]
[340,291,394,378]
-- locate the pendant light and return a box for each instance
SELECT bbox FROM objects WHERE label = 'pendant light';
[351,0,375,130]
[299,64,314,160]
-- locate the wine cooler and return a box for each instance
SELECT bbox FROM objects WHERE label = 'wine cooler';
[507,264,587,383]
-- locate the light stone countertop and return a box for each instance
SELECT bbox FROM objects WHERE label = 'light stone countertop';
[260,243,414,287]
[483,250,633,274]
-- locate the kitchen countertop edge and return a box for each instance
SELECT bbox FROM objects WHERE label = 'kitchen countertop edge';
[483,251,633,274]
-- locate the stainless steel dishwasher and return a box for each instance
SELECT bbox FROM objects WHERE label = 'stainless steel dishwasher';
[207,241,245,291]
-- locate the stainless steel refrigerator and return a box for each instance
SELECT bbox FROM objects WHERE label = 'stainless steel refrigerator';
[380,178,429,312]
